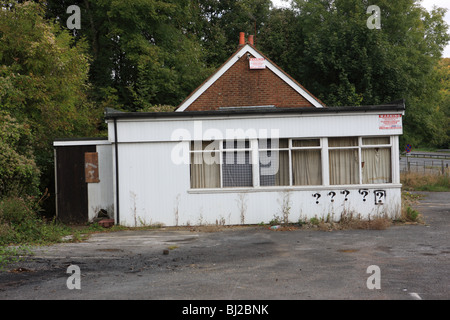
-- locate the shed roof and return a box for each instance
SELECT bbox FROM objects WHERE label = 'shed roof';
[104,100,405,120]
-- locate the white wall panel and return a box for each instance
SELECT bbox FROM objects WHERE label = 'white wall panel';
[108,112,403,144]
[115,141,402,227]
[108,111,403,227]
[87,144,114,221]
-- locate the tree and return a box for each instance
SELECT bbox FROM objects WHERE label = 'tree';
[0,1,100,210]
[436,58,450,148]
[44,0,214,111]
[0,112,40,197]
[258,0,449,148]
[196,0,273,67]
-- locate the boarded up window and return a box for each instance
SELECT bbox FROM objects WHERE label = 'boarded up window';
[85,152,100,183]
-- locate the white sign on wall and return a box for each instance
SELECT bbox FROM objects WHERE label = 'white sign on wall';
[379,114,402,130]
[249,58,266,69]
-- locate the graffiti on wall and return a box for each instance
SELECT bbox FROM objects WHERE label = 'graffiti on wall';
[312,189,387,205]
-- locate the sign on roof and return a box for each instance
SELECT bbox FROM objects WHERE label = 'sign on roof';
[249,58,266,69]
[379,114,402,130]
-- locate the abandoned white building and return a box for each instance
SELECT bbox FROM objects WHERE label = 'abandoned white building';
[54,34,404,226]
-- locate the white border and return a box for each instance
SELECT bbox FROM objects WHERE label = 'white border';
[53,140,111,147]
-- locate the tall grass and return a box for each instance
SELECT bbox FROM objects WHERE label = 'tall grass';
[0,197,73,245]
[401,172,450,192]
[0,196,75,269]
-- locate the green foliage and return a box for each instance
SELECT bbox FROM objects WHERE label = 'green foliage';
[0,2,99,141]
[0,196,68,245]
[197,0,272,66]
[45,0,214,110]
[309,217,320,226]
[436,58,450,148]
[0,245,31,270]
[0,2,102,213]
[0,112,40,197]
[405,206,420,222]
[0,0,449,221]
[259,0,450,148]
[138,104,177,113]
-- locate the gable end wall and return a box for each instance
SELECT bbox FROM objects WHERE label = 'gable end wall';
[185,54,314,111]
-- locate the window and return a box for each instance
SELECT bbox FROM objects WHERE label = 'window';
[328,137,392,185]
[189,136,393,189]
[291,139,322,186]
[190,141,220,188]
[328,137,359,185]
[361,137,392,184]
[258,139,322,187]
[259,139,289,186]
[222,140,252,187]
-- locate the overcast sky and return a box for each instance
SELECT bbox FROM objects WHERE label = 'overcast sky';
[271,0,450,57]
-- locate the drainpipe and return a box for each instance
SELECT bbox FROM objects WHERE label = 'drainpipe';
[113,117,120,225]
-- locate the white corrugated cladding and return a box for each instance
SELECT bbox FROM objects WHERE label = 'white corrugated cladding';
[107,110,403,227]
[108,112,402,143]
[87,144,114,221]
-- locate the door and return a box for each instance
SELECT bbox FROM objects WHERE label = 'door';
[56,145,96,224]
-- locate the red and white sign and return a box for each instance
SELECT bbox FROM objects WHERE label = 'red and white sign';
[249,58,266,69]
[379,114,402,130]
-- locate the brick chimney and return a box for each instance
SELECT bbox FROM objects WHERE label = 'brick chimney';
[239,32,245,46]
[248,35,254,45]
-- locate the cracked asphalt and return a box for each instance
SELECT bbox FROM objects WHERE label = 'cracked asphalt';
[0,192,448,300]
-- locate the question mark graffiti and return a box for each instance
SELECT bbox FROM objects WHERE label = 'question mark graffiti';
[359,189,369,202]
[312,193,321,204]
[341,190,350,201]
[327,191,336,202]
[374,190,386,205]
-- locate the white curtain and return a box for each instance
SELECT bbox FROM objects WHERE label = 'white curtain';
[190,152,220,188]
[292,150,322,185]
[190,141,220,188]
[362,148,391,184]
[328,137,359,185]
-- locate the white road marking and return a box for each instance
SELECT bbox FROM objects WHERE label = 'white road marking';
[409,292,422,300]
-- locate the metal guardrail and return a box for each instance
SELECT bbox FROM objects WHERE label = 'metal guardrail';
[408,152,450,159]
[400,156,449,175]
[400,152,450,159]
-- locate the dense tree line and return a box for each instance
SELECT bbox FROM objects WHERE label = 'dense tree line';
[1,0,449,215]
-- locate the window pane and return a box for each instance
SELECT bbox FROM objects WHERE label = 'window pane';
[190,152,220,188]
[191,141,219,151]
[222,151,252,187]
[259,138,288,149]
[328,137,358,147]
[292,139,320,147]
[329,149,359,185]
[292,150,322,185]
[362,148,391,184]
[362,137,390,145]
[259,150,289,186]
[223,140,250,149]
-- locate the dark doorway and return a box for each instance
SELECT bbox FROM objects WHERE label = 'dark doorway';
[55,145,96,224]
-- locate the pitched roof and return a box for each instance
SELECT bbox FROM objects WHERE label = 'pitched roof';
[175,44,325,112]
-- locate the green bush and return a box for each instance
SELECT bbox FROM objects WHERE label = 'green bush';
[406,206,420,222]
[0,112,40,197]
[0,196,71,245]
[309,217,320,226]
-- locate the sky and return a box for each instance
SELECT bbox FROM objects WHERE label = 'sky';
[271,0,450,58]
